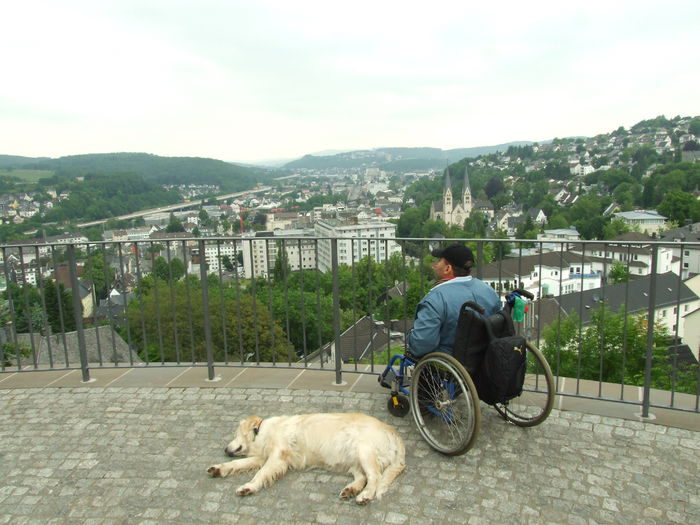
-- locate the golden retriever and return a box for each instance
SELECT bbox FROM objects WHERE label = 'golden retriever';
[206,412,405,504]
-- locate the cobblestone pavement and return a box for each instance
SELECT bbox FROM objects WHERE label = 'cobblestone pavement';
[1,386,699,525]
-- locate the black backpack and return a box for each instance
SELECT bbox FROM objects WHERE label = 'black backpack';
[453,302,527,405]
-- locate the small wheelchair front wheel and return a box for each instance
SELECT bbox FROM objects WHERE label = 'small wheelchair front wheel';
[387,394,410,417]
[409,353,480,456]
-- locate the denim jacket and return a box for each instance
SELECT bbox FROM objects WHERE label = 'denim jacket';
[406,276,501,358]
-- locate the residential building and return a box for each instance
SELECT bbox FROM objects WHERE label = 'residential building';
[536,228,581,252]
[658,222,700,279]
[534,272,700,343]
[479,251,601,298]
[570,233,679,278]
[240,229,318,278]
[613,210,667,236]
[314,218,401,273]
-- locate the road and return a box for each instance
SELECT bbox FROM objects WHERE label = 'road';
[76,186,271,228]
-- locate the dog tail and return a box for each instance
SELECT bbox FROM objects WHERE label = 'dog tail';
[375,434,406,500]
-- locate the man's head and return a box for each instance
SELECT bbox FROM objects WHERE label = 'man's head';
[431,244,474,279]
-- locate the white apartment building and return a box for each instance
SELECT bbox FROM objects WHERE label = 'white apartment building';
[313,219,401,273]
[240,230,318,278]
[613,210,667,236]
[571,236,679,277]
[203,241,242,273]
[480,252,602,298]
[659,223,700,279]
[536,228,581,253]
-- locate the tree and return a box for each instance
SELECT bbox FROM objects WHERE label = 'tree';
[484,177,505,199]
[688,117,700,136]
[166,216,185,233]
[84,251,115,300]
[127,280,288,363]
[541,306,697,394]
[608,261,630,284]
[152,256,170,281]
[222,255,235,272]
[273,242,291,282]
[659,191,700,225]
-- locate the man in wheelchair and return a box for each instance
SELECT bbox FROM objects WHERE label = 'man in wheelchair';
[406,243,501,360]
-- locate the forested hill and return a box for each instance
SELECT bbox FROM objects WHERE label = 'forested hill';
[0,153,271,192]
[283,142,534,171]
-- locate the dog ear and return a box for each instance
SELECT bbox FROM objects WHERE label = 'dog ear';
[251,416,263,435]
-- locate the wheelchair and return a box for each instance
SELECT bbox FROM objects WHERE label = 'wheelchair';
[378,290,555,456]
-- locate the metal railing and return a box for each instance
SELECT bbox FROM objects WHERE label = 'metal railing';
[1,235,699,416]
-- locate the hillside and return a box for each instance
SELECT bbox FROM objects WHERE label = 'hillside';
[0,152,271,192]
[283,142,535,171]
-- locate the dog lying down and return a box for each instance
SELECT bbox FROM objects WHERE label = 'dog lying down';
[207,412,405,504]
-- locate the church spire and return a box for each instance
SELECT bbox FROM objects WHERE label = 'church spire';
[462,166,472,213]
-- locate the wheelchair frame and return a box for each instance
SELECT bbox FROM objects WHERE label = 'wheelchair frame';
[379,291,555,456]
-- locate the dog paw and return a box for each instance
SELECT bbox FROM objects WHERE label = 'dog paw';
[355,494,372,505]
[339,487,358,499]
[207,466,222,478]
[236,485,255,496]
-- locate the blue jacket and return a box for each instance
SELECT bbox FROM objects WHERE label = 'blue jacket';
[406,276,501,358]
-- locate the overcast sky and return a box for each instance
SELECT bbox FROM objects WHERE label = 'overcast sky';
[2,0,699,163]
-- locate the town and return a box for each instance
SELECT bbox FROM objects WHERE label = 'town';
[1,115,699,389]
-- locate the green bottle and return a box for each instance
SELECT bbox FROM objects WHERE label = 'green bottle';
[513,295,526,322]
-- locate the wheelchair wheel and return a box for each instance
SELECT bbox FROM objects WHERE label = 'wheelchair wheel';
[494,342,554,427]
[409,353,480,456]
[387,393,410,417]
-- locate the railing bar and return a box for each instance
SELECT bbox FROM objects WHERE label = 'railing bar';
[575,241,586,395]
[232,239,245,364]
[183,240,196,363]
[150,242,165,364]
[35,245,53,369]
[298,239,308,363]
[216,241,229,364]
[116,243,135,366]
[266,239,276,366]
[100,242,118,366]
[17,247,38,368]
[133,242,148,364]
[198,239,215,380]
[2,247,22,371]
[166,241,181,364]
[86,244,104,367]
[642,244,659,418]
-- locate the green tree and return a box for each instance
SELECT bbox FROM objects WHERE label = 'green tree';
[84,251,115,300]
[541,306,697,394]
[608,261,630,284]
[658,190,700,225]
[688,117,700,136]
[166,216,185,233]
[127,279,288,363]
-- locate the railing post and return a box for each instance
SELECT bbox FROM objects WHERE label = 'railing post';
[331,238,344,385]
[641,244,658,418]
[199,240,216,381]
[67,244,90,383]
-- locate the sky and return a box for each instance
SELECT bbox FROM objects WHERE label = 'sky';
[2,0,699,164]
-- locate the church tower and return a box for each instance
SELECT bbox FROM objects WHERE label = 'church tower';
[462,166,472,215]
[443,168,453,222]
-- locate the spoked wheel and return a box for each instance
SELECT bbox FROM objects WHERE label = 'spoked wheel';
[409,353,480,456]
[494,342,555,427]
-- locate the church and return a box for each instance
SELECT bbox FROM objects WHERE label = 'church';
[430,166,473,226]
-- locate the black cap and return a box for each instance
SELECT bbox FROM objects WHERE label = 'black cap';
[431,243,474,270]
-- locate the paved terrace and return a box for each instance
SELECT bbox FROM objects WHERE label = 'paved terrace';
[1,366,699,524]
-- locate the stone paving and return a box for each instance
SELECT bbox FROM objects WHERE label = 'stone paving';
[1,385,699,524]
